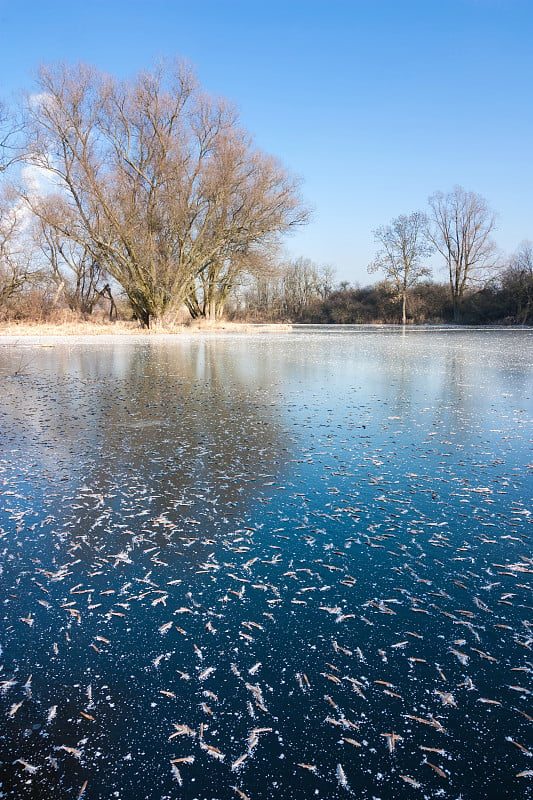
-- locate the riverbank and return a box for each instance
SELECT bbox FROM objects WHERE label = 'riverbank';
[0,319,293,336]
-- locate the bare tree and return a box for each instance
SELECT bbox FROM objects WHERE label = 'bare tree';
[0,102,28,304]
[24,61,308,326]
[502,241,533,324]
[316,264,336,300]
[232,256,334,322]
[368,212,432,324]
[32,201,109,315]
[0,186,37,306]
[237,255,284,321]
[427,186,498,322]
[187,247,263,320]
[279,257,333,319]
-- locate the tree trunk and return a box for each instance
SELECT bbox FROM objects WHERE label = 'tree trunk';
[129,297,150,327]
[452,295,461,323]
[206,297,217,321]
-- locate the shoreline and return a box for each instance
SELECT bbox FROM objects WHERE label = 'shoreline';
[0,320,293,337]
[0,321,529,339]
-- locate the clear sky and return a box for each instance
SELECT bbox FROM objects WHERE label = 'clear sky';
[1,0,532,284]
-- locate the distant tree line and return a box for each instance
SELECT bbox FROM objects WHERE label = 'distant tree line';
[0,61,531,326]
[229,242,532,325]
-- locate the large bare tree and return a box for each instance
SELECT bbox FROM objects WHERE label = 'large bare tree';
[368,211,432,324]
[427,186,498,322]
[24,61,307,326]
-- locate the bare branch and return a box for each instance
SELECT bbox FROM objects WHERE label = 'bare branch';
[0,100,26,173]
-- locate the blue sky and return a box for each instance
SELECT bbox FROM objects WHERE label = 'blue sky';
[1,0,532,284]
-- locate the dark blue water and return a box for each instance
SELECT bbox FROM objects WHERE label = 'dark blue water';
[0,329,531,799]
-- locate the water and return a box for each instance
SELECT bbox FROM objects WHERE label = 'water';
[0,328,531,799]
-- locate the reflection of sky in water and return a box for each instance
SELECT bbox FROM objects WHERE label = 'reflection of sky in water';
[0,329,531,800]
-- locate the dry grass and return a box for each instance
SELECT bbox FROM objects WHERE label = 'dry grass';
[0,318,292,336]
[184,319,292,333]
[0,319,145,336]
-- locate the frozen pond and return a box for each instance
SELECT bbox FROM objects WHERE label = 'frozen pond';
[0,327,532,800]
